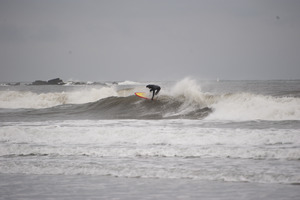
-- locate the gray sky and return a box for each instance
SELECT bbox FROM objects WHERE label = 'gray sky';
[1,0,300,82]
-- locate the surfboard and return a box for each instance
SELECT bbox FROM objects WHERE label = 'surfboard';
[135,92,152,100]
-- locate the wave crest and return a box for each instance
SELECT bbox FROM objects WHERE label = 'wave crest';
[0,87,117,109]
[206,93,300,121]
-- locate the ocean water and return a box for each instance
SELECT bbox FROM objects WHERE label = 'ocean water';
[0,78,299,199]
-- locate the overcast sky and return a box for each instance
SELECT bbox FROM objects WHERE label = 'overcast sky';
[1,0,300,82]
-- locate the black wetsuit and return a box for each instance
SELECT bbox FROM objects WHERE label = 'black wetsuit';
[146,84,161,100]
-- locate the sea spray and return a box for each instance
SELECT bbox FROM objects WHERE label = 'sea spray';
[171,78,204,104]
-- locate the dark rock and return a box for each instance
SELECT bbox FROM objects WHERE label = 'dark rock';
[31,78,65,85]
[47,78,64,85]
[32,80,48,85]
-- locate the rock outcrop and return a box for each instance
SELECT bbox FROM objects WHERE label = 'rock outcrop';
[32,78,65,85]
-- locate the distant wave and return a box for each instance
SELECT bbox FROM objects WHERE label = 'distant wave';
[118,80,142,85]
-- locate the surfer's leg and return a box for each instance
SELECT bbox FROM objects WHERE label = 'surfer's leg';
[151,91,155,100]
[155,88,160,95]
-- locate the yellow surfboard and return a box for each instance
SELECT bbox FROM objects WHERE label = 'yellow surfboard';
[135,92,151,100]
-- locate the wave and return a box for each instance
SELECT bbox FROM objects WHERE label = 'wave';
[0,87,118,109]
[76,93,300,121]
[206,93,300,121]
[1,78,300,121]
[118,80,142,85]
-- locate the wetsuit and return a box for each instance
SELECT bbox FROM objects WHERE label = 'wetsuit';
[146,84,161,100]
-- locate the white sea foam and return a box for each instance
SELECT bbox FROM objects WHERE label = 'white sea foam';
[1,120,299,160]
[0,120,299,184]
[206,93,300,121]
[0,87,118,109]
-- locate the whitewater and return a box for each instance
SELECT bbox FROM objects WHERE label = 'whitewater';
[0,78,300,199]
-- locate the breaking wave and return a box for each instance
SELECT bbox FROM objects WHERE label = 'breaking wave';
[0,87,118,109]
[206,93,300,121]
[1,78,300,121]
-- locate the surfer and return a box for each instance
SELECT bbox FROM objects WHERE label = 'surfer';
[146,84,161,100]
